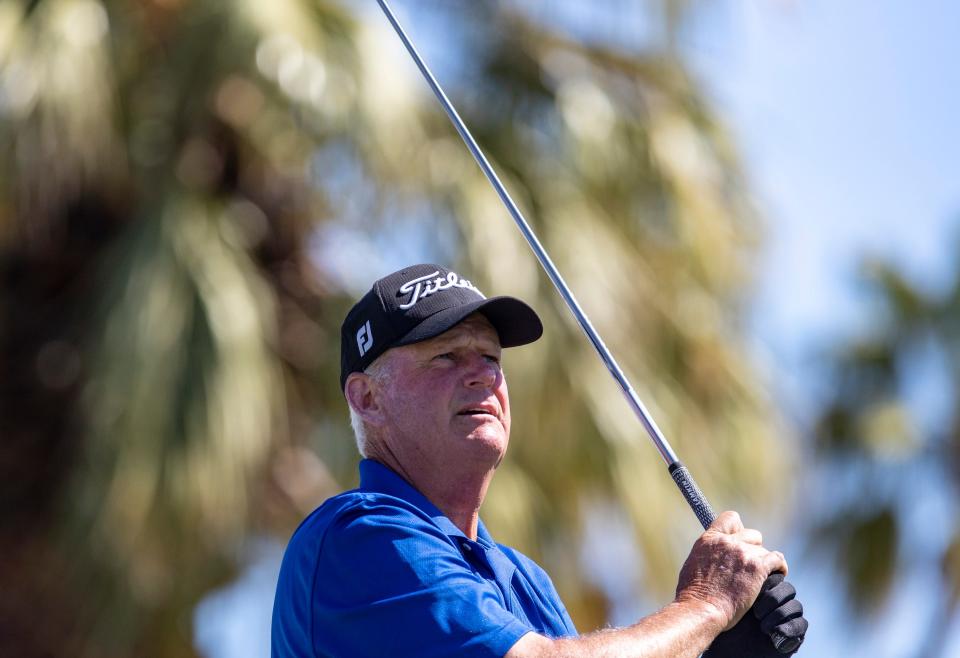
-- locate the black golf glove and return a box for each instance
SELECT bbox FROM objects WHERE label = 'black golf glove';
[702,573,808,657]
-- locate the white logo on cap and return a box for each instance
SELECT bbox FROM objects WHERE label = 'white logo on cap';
[397,271,485,310]
[357,320,373,356]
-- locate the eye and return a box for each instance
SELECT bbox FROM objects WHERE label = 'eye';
[484,354,501,365]
[433,352,455,361]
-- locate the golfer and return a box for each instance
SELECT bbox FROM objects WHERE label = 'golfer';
[272,263,806,657]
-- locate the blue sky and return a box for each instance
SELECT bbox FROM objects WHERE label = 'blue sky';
[196,2,960,656]
[685,0,960,374]
[685,3,960,655]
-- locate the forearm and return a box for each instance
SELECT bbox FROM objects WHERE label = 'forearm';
[509,598,724,658]
[509,511,789,658]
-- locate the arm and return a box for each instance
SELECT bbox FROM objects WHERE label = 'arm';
[509,597,723,658]
[506,511,787,658]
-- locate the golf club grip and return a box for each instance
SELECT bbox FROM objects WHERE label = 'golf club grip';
[668,462,717,530]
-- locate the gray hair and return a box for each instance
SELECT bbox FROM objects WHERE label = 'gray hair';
[346,353,391,457]
[348,405,369,458]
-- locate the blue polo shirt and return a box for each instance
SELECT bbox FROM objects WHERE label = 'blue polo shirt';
[272,459,577,657]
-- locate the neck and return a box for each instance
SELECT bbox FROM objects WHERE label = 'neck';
[426,470,492,540]
[366,444,494,540]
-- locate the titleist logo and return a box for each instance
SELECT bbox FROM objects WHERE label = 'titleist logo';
[398,271,485,309]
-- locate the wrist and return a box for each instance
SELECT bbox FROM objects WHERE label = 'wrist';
[671,594,728,636]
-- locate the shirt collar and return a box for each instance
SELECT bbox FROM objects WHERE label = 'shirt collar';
[358,458,494,544]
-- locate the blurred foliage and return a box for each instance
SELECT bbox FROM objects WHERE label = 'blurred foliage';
[1,0,791,655]
[813,257,960,655]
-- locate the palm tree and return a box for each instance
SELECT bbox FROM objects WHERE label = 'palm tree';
[812,257,960,658]
[1,1,362,654]
[0,0,789,654]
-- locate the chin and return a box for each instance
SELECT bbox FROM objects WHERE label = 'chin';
[463,427,508,459]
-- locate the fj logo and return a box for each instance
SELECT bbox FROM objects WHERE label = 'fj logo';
[357,320,373,356]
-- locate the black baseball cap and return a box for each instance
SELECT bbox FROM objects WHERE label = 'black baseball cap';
[340,263,542,389]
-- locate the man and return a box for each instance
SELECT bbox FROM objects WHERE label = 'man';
[272,263,806,657]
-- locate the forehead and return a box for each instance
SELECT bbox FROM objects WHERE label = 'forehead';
[377,314,501,373]
[375,315,501,377]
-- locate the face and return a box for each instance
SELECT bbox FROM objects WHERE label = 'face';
[371,313,510,473]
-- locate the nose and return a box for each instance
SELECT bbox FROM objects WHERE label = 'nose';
[464,354,500,390]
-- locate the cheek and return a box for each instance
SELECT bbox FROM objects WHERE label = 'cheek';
[497,379,511,428]
[386,374,454,426]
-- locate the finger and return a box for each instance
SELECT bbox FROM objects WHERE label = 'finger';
[772,615,808,642]
[770,626,805,656]
[763,550,788,578]
[739,528,763,546]
[761,572,785,591]
[709,510,744,535]
[753,579,797,619]
[760,599,804,635]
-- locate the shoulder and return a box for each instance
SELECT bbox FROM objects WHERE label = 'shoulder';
[281,488,463,584]
[274,489,462,638]
[285,488,446,560]
[275,495,535,657]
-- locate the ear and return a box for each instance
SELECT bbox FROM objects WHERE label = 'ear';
[344,372,386,426]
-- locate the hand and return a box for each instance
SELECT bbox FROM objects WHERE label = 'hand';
[674,511,787,630]
[703,573,808,656]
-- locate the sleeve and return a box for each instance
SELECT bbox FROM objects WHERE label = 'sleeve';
[310,498,533,658]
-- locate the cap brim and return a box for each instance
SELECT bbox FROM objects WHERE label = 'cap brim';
[396,296,543,349]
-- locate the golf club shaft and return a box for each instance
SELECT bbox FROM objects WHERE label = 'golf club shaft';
[376,0,716,530]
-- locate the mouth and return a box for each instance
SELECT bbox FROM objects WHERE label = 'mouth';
[456,406,498,419]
